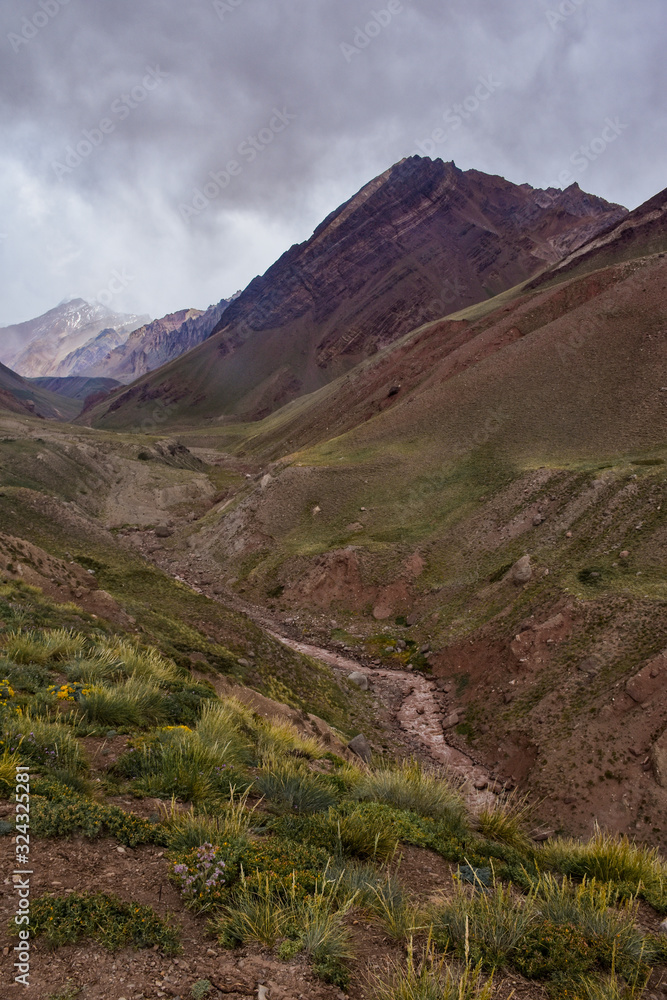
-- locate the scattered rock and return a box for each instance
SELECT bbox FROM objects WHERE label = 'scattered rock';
[511,555,532,585]
[659,919,667,936]
[155,526,172,538]
[396,639,407,650]
[533,515,544,526]
[566,530,573,538]
[347,733,372,763]
[532,829,554,842]
[473,778,488,790]
[444,712,462,729]
[620,550,630,559]
[348,671,370,691]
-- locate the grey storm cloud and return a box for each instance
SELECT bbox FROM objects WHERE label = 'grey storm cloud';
[0,0,665,326]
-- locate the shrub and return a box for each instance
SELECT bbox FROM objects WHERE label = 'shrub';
[173,843,229,911]
[254,759,338,813]
[30,791,167,847]
[356,760,468,834]
[26,891,180,954]
[2,661,51,693]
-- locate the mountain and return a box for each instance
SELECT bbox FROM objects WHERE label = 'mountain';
[29,376,121,401]
[80,299,232,383]
[85,157,627,429]
[52,326,133,378]
[0,361,81,420]
[0,299,149,378]
[153,183,667,843]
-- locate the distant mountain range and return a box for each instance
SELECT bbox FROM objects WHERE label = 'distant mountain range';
[0,295,235,388]
[81,298,233,383]
[86,156,628,428]
[0,299,149,378]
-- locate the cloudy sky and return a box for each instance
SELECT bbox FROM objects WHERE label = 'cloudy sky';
[0,0,665,327]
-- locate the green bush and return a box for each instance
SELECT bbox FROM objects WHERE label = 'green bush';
[26,892,180,954]
[31,791,167,847]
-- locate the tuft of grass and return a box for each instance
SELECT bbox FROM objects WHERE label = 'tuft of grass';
[534,874,649,965]
[254,758,338,814]
[356,760,468,835]
[194,701,254,768]
[365,876,426,942]
[164,788,256,850]
[0,747,22,794]
[212,871,290,949]
[3,713,87,773]
[1,628,87,666]
[256,717,326,761]
[477,793,532,853]
[78,678,167,728]
[431,880,536,967]
[539,827,667,910]
[367,941,497,1000]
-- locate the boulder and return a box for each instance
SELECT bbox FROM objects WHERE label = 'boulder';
[348,671,370,691]
[511,555,533,585]
[347,733,372,763]
[155,526,172,538]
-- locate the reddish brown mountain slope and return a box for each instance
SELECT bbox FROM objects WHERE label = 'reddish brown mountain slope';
[87,157,626,427]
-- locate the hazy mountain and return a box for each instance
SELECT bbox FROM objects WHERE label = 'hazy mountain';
[0,299,149,378]
[80,299,232,383]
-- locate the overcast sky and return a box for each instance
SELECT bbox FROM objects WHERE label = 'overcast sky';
[0,0,665,327]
